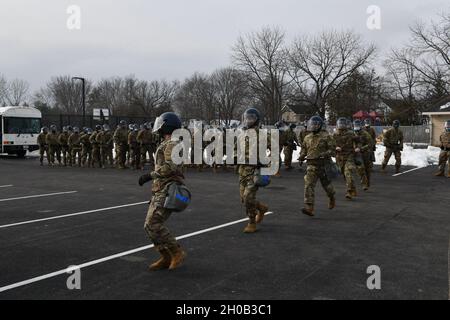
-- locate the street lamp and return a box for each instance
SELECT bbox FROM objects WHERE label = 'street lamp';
[72,77,86,127]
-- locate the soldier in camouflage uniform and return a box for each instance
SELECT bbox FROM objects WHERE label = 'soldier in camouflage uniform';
[297,122,310,167]
[68,127,82,167]
[137,123,154,170]
[37,127,49,166]
[238,108,270,234]
[114,121,129,169]
[97,124,114,169]
[435,120,450,177]
[128,124,141,170]
[283,124,299,170]
[364,119,377,170]
[90,125,103,168]
[299,116,336,216]
[382,120,404,174]
[139,112,187,271]
[353,120,374,190]
[334,118,358,200]
[58,127,71,167]
[80,128,92,168]
[46,125,61,166]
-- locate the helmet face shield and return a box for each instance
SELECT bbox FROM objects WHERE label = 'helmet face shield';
[243,113,258,128]
[353,121,362,132]
[336,118,347,130]
[153,116,165,133]
[364,119,371,127]
[393,120,400,128]
[307,118,322,132]
[445,120,450,132]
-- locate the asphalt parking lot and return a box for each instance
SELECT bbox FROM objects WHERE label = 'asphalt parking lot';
[0,155,449,300]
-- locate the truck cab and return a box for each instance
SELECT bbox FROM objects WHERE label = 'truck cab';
[0,106,42,158]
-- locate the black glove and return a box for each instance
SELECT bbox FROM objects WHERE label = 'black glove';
[138,173,152,186]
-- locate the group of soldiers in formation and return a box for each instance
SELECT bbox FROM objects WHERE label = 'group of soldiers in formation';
[36,121,159,170]
[35,109,450,271]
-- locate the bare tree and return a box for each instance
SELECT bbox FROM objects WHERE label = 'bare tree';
[6,79,30,106]
[210,67,249,125]
[46,75,92,114]
[0,74,7,106]
[89,77,125,116]
[287,30,376,118]
[134,80,178,117]
[232,26,289,123]
[174,73,216,123]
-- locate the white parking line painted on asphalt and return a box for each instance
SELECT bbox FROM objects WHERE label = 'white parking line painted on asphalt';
[0,185,13,188]
[0,212,274,293]
[392,167,425,177]
[0,201,149,229]
[0,191,77,203]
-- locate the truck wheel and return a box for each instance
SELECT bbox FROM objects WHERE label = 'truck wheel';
[17,150,27,158]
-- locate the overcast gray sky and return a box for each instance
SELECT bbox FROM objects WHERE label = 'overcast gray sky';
[0,0,448,91]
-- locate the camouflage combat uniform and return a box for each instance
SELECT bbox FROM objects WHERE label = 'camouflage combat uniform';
[238,128,270,225]
[364,126,377,169]
[354,130,374,188]
[283,128,299,168]
[58,131,71,166]
[90,130,102,168]
[97,130,114,168]
[299,130,336,208]
[382,127,404,172]
[68,132,82,167]
[144,139,185,253]
[114,127,129,169]
[137,128,154,169]
[46,131,61,165]
[128,130,140,170]
[37,132,49,165]
[80,132,92,167]
[334,129,358,195]
[437,130,450,176]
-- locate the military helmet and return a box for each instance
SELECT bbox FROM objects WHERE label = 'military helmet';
[41,126,49,133]
[290,124,297,130]
[153,112,182,135]
[242,108,261,129]
[67,126,73,132]
[95,125,102,131]
[336,118,348,130]
[307,116,323,133]
[353,120,362,132]
[50,125,57,132]
[393,120,400,128]
[119,120,127,128]
[103,124,110,131]
[62,126,68,133]
[73,127,80,133]
[445,120,450,132]
[364,118,372,127]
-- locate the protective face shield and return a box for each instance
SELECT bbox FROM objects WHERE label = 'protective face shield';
[153,112,182,134]
[62,126,68,133]
[87,128,93,135]
[74,127,80,134]
[445,120,450,132]
[133,124,139,132]
[307,116,323,133]
[103,124,110,131]
[336,118,348,130]
[364,119,371,128]
[242,108,260,129]
[119,120,127,129]
[50,125,57,133]
[393,120,400,129]
[67,126,73,132]
[353,120,362,132]
[95,125,102,131]
[42,127,49,133]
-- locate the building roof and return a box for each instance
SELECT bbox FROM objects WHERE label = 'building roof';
[282,104,315,115]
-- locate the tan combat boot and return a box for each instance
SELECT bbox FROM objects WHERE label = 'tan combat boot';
[350,190,357,197]
[328,197,336,210]
[244,223,257,233]
[301,205,314,217]
[168,246,187,271]
[149,249,172,271]
[434,171,444,177]
[345,192,352,200]
[255,203,269,224]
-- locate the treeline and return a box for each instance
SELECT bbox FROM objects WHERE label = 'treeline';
[1,11,449,125]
